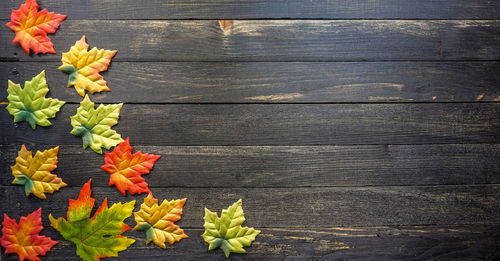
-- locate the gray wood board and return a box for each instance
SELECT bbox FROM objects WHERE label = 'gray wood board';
[2,20,500,61]
[2,61,500,103]
[2,0,500,19]
[2,103,499,145]
[2,225,499,260]
[2,185,500,227]
[1,144,499,187]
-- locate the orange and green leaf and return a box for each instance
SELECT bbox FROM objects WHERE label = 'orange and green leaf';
[0,208,58,261]
[59,35,117,96]
[101,137,161,196]
[134,193,188,248]
[66,179,94,222]
[10,145,67,199]
[49,179,135,261]
[5,0,66,54]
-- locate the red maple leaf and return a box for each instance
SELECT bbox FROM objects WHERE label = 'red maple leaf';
[6,0,66,54]
[101,137,161,196]
[0,208,57,261]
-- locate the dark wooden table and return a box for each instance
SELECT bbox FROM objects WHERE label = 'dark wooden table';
[1,0,500,260]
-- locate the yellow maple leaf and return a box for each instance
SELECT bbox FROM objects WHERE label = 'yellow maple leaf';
[134,193,189,248]
[10,145,67,199]
[59,35,117,96]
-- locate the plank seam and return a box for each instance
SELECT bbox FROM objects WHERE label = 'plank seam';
[2,184,500,189]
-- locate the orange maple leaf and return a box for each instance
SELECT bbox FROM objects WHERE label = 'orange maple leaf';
[134,193,188,248]
[5,0,66,54]
[0,208,57,261]
[101,137,161,196]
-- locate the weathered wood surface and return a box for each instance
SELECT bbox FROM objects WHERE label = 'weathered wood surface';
[3,225,499,260]
[2,0,500,19]
[2,20,500,62]
[1,144,499,187]
[2,185,500,227]
[2,61,500,103]
[2,104,499,145]
[2,0,500,260]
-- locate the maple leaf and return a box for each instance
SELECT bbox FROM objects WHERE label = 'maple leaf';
[0,208,57,261]
[5,0,66,54]
[70,95,123,154]
[10,145,67,199]
[101,138,161,196]
[6,70,65,129]
[133,193,188,248]
[202,199,260,258]
[59,35,117,96]
[49,179,136,261]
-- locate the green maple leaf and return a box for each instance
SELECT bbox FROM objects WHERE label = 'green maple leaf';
[70,95,123,154]
[6,70,65,129]
[202,199,261,258]
[49,179,136,261]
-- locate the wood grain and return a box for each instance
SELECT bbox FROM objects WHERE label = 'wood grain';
[2,185,500,227]
[2,103,498,146]
[1,0,499,259]
[2,61,500,103]
[1,144,499,188]
[2,20,500,62]
[2,0,500,19]
[2,225,499,260]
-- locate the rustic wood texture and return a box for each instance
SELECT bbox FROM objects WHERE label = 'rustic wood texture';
[2,103,499,146]
[2,20,500,62]
[2,185,500,227]
[2,224,498,260]
[2,61,500,103]
[2,0,500,19]
[2,0,500,260]
[1,144,499,188]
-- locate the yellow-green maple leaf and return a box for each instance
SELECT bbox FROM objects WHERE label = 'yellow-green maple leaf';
[202,199,260,258]
[6,70,65,129]
[10,145,67,199]
[70,95,123,154]
[59,35,116,96]
[134,193,189,248]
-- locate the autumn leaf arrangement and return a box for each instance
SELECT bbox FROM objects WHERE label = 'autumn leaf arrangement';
[1,0,260,260]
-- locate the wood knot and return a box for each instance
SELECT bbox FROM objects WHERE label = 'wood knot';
[219,20,232,35]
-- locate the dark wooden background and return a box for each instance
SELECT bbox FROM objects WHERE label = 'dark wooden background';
[1,0,500,260]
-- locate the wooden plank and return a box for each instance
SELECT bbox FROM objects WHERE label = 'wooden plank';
[2,185,500,227]
[2,20,500,62]
[2,0,500,19]
[2,225,499,260]
[1,103,499,145]
[2,61,500,103]
[1,144,499,187]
